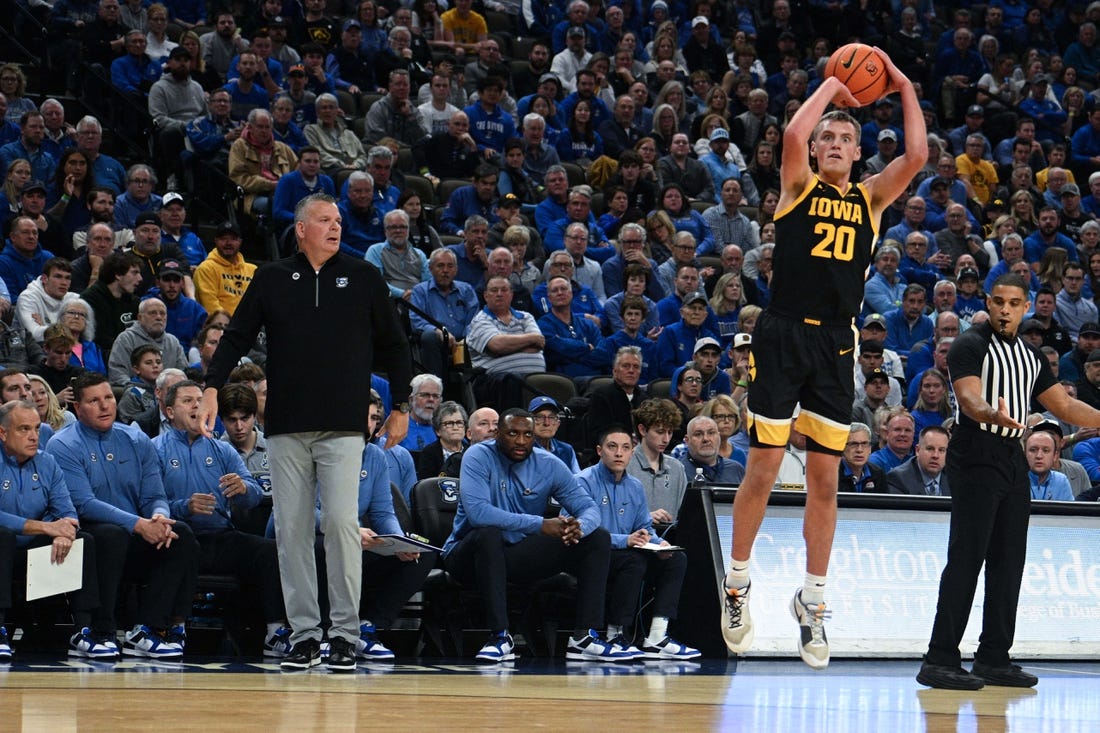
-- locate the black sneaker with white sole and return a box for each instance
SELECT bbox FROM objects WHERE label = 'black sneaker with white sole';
[280,638,321,671]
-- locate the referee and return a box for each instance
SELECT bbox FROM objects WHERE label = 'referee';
[918,274,1100,690]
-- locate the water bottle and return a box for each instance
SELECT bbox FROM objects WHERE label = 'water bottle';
[693,466,706,491]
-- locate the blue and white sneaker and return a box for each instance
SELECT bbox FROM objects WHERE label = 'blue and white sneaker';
[475,632,515,662]
[122,625,183,659]
[0,627,12,661]
[607,634,645,661]
[69,628,119,659]
[356,622,395,661]
[263,626,293,658]
[565,630,638,661]
[641,636,702,660]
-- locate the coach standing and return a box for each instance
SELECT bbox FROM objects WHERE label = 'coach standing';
[199,193,412,673]
[918,273,1100,691]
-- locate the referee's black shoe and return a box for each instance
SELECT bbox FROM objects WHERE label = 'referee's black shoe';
[280,638,321,671]
[916,661,985,690]
[971,661,1038,688]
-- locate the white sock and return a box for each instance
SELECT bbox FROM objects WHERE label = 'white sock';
[266,622,283,637]
[726,558,750,591]
[607,624,622,639]
[646,617,669,646]
[802,573,827,605]
[360,619,373,629]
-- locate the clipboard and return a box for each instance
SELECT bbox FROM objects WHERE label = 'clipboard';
[26,538,84,601]
[365,534,442,556]
[633,542,684,552]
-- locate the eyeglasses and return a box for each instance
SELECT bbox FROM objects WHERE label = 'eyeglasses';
[846,441,871,449]
[63,312,87,318]
[712,414,736,422]
[439,420,465,428]
[129,179,153,185]
[385,224,409,230]
[533,414,560,424]
[620,239,644,245]
[682,376,703,384]
[415,392,442,400]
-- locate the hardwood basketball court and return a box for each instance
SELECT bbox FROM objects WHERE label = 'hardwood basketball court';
[1,656,1095,731]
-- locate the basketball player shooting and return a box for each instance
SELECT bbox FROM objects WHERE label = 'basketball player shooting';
[720,48,928,669]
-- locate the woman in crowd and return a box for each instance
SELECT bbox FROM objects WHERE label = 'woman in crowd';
[28,374,75,430]
[911,368,952,435]
[0,158,31,230]
[59,299,106,375]
[47,148,95,240]
[656,183,712,255]
[556,99,603,166]
[399,190,441,258]
[709,272,744,349]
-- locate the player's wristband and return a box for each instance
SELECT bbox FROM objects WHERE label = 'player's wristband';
[736,380,748,388]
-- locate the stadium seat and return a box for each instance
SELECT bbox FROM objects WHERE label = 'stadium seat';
[525,372,577,408]
[403,174,436,206]
[647,378,672,399]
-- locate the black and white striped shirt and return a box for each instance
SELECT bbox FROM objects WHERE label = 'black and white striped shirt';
[947,321,1058,439]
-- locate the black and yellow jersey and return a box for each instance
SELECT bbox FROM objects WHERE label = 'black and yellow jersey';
[769,176,878,324]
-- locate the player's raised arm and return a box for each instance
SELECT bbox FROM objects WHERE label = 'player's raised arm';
[780,77,860,201]
[865,49,928,213]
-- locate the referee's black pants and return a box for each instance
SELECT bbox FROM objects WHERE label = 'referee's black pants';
[926,427,1031,668]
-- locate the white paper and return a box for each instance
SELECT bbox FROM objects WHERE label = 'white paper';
[634,542,684,552]
[26,538,84,601]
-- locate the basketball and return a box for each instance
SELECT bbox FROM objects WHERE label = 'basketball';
[824,43,889,106]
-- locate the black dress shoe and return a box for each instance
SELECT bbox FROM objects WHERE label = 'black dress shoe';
[917,661,985,690]
[971,661,1038,688]
[327,637,357,673]
[280,638,321,671]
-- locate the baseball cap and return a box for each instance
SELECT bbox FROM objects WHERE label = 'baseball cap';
[167,46,191,60]
[693,337,721,354]
[777,30,797,41]
[20,179,46,196]
[691,15,709,26]
[877,129,898,142]
[683,290,708,307]
[1062,183,1081,197]
[1088,349,1100,364]
[1030,73,1052,86]
[859,338,884,353]
[216,221,242,237]
[537,72,561,87]
[919,100,935,112]
[134,210,161,228]
[709,127,730,142]
[651,0,668,10]
[732,333,752,349]
[1020,318,1044,334]
[342,18,361,31]
[528,396,560,413]
[1031,418,1064,438]
[958,267,980,281]
[567,25,586,37]
[865,367,889,384]
[863,313,888,330]
[1081,322,1100,337]
[157,258,185,279]
[269,15,289,27]
[874,97,894,108]
[1091,171,1100,187]
[500,193,521,207]
[966,105,985,117]
[930,176,950,190]
[162,191,185,207]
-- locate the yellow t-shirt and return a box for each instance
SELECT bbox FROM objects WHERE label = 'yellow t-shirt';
[441,8,487,47]
[955,154,999,205]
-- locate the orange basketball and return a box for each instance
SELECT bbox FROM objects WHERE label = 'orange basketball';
[824,43,889,107]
